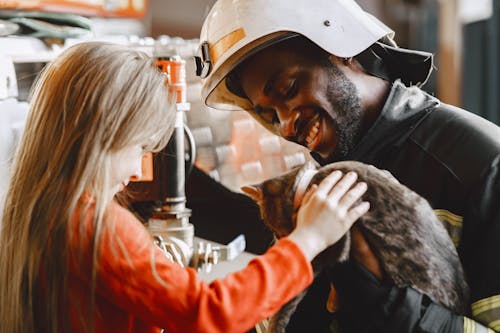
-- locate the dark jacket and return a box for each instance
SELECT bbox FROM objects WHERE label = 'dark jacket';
[313,81,500,333]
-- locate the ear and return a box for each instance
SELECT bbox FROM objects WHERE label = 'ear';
[241,185,263,203]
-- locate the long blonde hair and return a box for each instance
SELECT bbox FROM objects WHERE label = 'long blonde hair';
[0,42,175,333]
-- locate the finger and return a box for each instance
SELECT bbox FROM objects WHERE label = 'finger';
[314,170,343,197]
[301,184,318,205]
[327,171,358,202]
[338,182,367,208]
[344,201,370,227]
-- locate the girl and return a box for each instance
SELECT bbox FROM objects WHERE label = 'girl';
[0,42,369,333]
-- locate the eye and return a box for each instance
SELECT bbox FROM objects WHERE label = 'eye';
[284,80,298,99]
[274,77,298,100]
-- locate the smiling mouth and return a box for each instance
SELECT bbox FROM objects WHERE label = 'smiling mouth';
[306,121,320,146]
[297,114,322,150]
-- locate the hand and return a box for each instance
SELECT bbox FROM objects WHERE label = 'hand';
[288,170,370,261]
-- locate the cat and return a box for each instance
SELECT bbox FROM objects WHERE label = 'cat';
[242,160,470,333]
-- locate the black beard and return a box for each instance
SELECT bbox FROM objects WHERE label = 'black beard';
[324,62,363,162]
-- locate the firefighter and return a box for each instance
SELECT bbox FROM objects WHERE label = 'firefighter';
[195,0,500,332]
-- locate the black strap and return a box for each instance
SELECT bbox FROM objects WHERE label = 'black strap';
[355,41,434,87]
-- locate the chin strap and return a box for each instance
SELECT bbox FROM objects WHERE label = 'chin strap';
[293,169,318,210]
[355,41,435,88]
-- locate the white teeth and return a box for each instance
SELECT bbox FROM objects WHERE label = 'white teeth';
[306,121,320,145]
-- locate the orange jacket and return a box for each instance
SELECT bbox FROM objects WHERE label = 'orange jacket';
[67,201,313,333]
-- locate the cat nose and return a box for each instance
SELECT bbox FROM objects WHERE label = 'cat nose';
[277,108,299,139]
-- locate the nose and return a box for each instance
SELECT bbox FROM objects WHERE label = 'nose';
[130,159,143,181]
[276,108,299,139]
[134,166,142,180]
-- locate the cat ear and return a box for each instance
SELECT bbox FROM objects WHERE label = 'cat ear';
[241,185,263,202]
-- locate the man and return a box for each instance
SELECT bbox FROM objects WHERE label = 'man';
[195,0,500,332]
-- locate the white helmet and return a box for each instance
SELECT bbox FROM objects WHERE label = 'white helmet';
[196,0,395,111]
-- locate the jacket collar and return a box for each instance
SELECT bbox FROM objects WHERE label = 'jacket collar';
[312,80,440,165]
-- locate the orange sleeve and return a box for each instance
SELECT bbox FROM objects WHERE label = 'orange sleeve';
[93,203,313,333]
